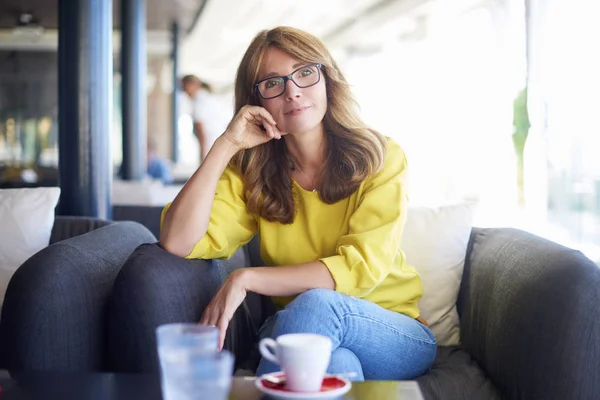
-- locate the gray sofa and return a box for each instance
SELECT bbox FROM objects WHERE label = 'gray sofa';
[0,213,598,400]
[416,228,599,399]
[0,216,156,371]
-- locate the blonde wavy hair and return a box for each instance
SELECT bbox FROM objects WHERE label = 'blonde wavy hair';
[231,26,387,224]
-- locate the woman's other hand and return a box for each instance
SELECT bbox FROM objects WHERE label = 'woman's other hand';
[200,270,248,351]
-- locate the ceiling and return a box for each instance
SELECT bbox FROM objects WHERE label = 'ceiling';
[179,0,434,89]
[0,0,205,31]
[0,0,490,88]
[180,0,385,87]
[178,0,492,90]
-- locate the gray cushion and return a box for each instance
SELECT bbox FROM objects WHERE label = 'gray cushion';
[51,216,113,244]
[247,235,263,267]
[416,347,502,400]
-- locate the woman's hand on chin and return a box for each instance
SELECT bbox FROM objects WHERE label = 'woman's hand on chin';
[222,105,287,151]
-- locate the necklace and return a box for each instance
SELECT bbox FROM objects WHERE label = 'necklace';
[292,163,318,192]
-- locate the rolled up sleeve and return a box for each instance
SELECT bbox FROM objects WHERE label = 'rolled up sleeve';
[320,145,408,297]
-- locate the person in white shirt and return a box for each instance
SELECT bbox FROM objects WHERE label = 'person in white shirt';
[181,75,230,162]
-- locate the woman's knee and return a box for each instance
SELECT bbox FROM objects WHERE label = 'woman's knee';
[282,289,348,322]
[286,288,342,312]
[272,289,344,336]
[328,347,364,381]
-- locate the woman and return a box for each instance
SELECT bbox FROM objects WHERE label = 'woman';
[123,26,436,380]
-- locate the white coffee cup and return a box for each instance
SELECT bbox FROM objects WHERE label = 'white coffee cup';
[259,333,332,392]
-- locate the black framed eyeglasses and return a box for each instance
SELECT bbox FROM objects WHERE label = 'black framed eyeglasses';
[254,63,322,99]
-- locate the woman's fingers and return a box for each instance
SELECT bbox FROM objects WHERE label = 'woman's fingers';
[200,308,226,350]
[199,308,210,325]
[200,307,219,327]
[243,106,282,135]
[258,118,283,139]
[246,106,277,127]
[253,115,277,138]
[199,312,210,326]
[217,315,230,351]
[263,121,275,138]
[268,126,282,140]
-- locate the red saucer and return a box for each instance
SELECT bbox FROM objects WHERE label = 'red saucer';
[261,373,346,392]
[256,372,352,399]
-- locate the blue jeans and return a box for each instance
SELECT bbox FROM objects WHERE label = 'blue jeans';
[255,289,437,381]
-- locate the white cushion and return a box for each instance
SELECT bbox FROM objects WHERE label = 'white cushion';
[401,202,475,346]
[0,187,61,308]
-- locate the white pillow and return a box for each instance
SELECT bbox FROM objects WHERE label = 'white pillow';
[401,202,475,346]
[0,187,61,307]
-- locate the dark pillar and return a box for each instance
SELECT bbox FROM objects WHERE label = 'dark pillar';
[120,0,147,180]
[57,0,112,219]
[171,21,180,163]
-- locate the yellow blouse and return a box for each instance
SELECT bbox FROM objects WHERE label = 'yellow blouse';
[161,138,423,318]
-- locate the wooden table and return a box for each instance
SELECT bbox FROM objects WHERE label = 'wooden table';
[0,370,425,399]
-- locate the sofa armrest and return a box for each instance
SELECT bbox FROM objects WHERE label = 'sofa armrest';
[0,221,156,371]
[458,227,600,400]
[50,216,114,244]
